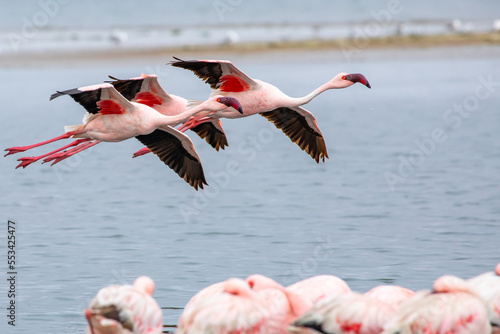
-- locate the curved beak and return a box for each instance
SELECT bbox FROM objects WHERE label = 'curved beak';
[226,97,243,114]
[85,309,96,334]
[346,73,371,89]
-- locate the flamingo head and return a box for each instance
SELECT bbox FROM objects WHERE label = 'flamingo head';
[432,275,472,294]
[333,72,371,89]
[85,306,134,334]
[133,276,155,296]
[246,274,284,292]
[223,278,252,297]
[213,95,243,114]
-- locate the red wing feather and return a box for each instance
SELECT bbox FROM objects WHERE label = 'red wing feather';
[97,100,126,115]
[135,92,163,107]
[220,75,250,92]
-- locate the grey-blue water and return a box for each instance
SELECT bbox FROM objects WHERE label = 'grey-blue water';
[1,45,500,333]
[1,0,500,29]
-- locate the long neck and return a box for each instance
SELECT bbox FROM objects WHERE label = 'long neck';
[283,289,313,320]
[286,79,344,107]
[154,100,214,127]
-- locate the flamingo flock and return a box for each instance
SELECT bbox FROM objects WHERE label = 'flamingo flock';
[88,263,500,334]
[4,58,370,189]
[7,56,495,334]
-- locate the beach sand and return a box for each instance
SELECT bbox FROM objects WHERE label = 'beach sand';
[2,31,500,68]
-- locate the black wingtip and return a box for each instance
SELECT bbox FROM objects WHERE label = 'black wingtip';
[169,56,185,66]
[50,88,83,101]
[49,91,65,101]
[106,75,120,83]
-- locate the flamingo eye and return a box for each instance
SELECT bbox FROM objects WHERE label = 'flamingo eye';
[342,76,347,80]
[248,281,254,288]
[217,98,221,102]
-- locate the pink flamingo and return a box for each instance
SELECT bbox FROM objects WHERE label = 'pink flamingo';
[287,275,351,304]
[85,276,162,334]
[4,83,242,190]
[181,281,226,316]
[468,263,500,334]
[381,275,491,334]
[364,285,415,308]
[289,285,414,334]
[246,274,313,321]
[177,278,292,334]
[171,57,371,163]
[107,74,230,156]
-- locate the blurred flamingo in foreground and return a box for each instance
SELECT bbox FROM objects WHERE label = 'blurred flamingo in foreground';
[286,274,351,304]
[4,83,242,190]
[107,74,230,156]
[246,274,351,319]
[468,263,500,334]
[381,275,491,334]
[85,276,162,334]
[289,285,414,334]
[171,57,371,163]
[176,278,292,333]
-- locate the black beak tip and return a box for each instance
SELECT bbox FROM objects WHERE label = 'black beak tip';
[365,81,371,89]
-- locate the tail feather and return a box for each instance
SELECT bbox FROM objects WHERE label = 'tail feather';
[64,124,84,133]
[187,99,203,109]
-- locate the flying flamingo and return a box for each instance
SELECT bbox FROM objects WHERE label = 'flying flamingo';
[170,57,371,163]
[381,275,491,334]
[4,83,242,190]
[107,74,230,156]
[467,263,500,333]
[177,278,292,334]
[85,276,162,334]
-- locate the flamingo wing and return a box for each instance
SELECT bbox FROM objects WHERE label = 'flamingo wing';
[190,119,228,151]
[107,74,172,108]
[135,127,207,190]
[287,275,351,304]
[382,289,491,334]
[468,271,500,327]
[292,293,396,334]
[260,106,328,163]
[170,57,259,92]
[50,83,134,115]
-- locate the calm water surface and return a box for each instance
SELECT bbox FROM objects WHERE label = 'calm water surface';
[0,46,499,332]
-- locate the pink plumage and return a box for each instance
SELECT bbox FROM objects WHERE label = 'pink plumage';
[468,263,500,333]
[171,57,371,163]
[287,275,351,304]
[290,285,413,334]
[5,83,242,189]
[382,275,491,334]
[85,276,162,334]
[177,278,291,334]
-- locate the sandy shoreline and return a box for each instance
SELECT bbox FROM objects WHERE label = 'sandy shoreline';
[2,32,500,68]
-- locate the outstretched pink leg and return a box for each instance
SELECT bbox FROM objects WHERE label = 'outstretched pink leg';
[43,140,100,165]
[15,139,91,169]
[4,131,79,157]
[132,118,211,158]
[177,116,211,133]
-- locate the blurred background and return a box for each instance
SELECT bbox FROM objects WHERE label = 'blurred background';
[1,1,499,333]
